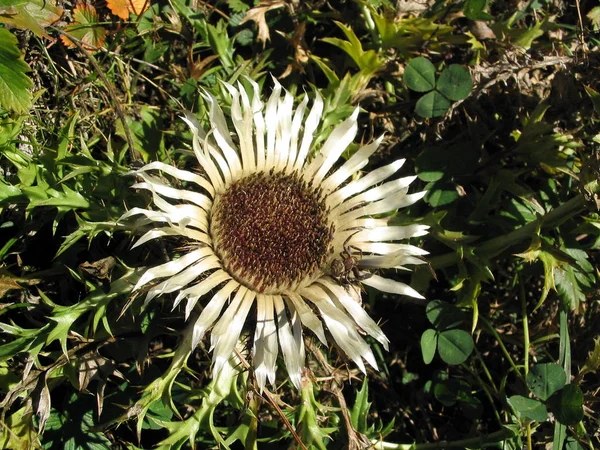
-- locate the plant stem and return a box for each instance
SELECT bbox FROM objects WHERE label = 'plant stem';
[371,428,515,449]
[519,273,533,450]
[429,193,587,270]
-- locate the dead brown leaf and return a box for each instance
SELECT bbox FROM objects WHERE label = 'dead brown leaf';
[240,1,285,47]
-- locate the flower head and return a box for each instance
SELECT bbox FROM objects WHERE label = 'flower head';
[120,78,428,390]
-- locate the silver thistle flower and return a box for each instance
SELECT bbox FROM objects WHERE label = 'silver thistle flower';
[120,78,428,391]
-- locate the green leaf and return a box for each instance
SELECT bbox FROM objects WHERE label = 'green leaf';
[350,379,371,433]
[547,384,584,426]
[424,180,460,207]
[565,437,586,450]
[322,22,383,75]
[527,363,567,401]
[507,395,548,422]
[437,65,473,101]
[425,300,466,331]
[437,329,473,365]
[415,144,480,182]
[463,0,493,21]
[404,57,436,92]
[0,28,33,114]
[415,91,451,118]
[433,378,470,407]
[421,329,437,364]
[0,0,63,38]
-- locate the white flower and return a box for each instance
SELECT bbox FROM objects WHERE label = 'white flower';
[120,78,428,391]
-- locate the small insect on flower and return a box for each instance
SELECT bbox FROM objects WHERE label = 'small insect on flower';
[328,231,372,286]
[119,77,429,392]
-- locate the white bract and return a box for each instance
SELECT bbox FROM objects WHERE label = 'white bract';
[120,78,428,391]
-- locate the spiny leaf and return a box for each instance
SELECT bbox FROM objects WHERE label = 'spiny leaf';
[0,28,33,114]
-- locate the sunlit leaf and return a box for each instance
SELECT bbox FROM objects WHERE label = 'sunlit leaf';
[415,91,451,118]
[61,4,106,51]
[421,329,437,364]
[404,57,436,92]
[106,0,151,20]
[507,395,547,422]
[527,363,566,401]
[0,0,63,38]
[437,329,473,365]
[0,28,32,114]
[437,65,473,101]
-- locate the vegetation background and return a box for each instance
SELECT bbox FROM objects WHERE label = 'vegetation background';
[0,0,599,449]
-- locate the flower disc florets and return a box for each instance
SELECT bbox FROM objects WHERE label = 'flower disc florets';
[120,77,429,391]
[211,170,334,294]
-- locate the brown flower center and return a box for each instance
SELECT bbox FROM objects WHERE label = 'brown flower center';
[210,171,334,293]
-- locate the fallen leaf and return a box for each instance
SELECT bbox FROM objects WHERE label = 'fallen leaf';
[240,1,285,46]
[106,0,151,20]
[61,4,106,51]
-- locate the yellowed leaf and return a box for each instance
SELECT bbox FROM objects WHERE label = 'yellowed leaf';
[106,0,151,20]
[60,4,106,51]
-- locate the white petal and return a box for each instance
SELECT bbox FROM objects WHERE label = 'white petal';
[192,280,239,348]
[275,88,294,171]
[321,135,383,193]
[144,254,220,305]
[300,286,377,371]
[134,247,211,291]
[355,242,429,256]
[305,108,359,185]
[181,113,225,191]
[212,287,255,377]
[329,159,405,206]
[286,94,309,173]
[181,270,232,319]
[360,253,428,269]
[362,274,425,299]
[133,161,214,196]
[274,295,302,389]
[132,172,212,210]
[253,294,277,391]
[132,227,211,248]
[317,279,389,350]
[289,302,306,369]
[264,79,282,170]
[333,176,417,216]
[245,77,267,172]
[285,292,327,344]
[354,225,430,242]
[202,92,243,178]
[337,191,427,225]
[294,90,323,170]
[226,81,256,174]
